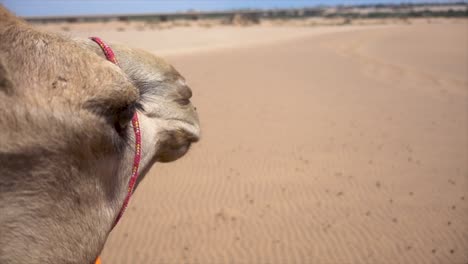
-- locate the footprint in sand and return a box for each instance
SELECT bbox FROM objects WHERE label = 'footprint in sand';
[376,181,381,188]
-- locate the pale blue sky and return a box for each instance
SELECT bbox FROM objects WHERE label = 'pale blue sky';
[1,0,462,17]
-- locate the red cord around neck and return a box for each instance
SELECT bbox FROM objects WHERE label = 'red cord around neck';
[90,36,142,228]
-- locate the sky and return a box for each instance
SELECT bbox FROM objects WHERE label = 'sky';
[1,0,462,17]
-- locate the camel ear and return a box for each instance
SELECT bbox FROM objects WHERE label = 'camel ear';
[0,56,14,95]
[0,5,25,25]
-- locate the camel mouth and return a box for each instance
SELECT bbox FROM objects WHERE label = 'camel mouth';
[171,118,200,143]
[153,117,200,163]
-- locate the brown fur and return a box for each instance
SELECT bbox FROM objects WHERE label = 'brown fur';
[0,5,199,264]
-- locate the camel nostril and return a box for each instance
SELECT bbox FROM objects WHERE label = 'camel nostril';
[175,98,190,105]
[176,81,192,99]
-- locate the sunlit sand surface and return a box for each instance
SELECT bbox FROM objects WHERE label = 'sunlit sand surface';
[36,19,468,263]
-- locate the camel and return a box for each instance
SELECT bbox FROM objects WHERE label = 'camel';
[0,5,200,264]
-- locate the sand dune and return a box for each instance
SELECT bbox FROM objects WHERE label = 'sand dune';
[44,23,393,56]
[41,21,468,263]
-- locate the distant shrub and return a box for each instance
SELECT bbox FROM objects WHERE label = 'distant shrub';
[342,18,352,25]
[228,13,261,26]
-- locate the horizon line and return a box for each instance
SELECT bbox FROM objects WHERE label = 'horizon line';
[3,0,466,18]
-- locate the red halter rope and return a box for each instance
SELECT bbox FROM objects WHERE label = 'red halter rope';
[90,37,142,228]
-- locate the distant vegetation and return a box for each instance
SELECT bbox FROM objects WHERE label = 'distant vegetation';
[25,2,467,24]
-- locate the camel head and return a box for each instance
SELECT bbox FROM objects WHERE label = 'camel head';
[78,39,201,188]
[84,42,200,164]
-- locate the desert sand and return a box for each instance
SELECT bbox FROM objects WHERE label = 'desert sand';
[36,19,468,263]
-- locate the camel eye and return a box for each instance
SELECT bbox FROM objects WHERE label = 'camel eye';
[116,105,135,133]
